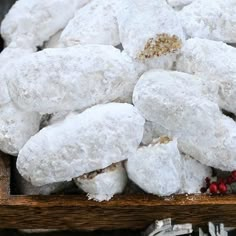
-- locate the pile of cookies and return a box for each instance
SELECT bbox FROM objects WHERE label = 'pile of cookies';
[0,0,235,201]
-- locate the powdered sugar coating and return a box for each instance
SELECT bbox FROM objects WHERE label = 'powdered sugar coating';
[44,30,62,49]
[0,79,10,106]
[7,45,138,113]
[0,44,40,155]
[1,0,90,48]
[177,38,236,114]
[74,163,127,202]
[141,121,154,145]
[117,0,184,69]
[126,139,182,196]
[60,0,120,47]
[0,103,40,156]
[142,54,177,71]
[17,103,145,186]
[0,44,34,105]
[179,0,236,42]
[166,0,195,8]
[180,153,212,194]
[133,70,219,111]
[133,70,236,171]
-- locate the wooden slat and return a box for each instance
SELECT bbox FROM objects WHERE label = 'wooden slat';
[0,152,10,199]
[0,194,235,230]
[1,152,236,230]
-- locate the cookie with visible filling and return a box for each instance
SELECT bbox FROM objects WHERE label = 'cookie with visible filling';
[74,163,127,202]
[133,69,236,171]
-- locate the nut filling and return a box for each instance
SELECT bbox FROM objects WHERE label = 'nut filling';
[158,136,173,144]
[138,34,182,60]
[79,163,121,180]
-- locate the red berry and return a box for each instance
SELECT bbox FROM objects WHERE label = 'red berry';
[209,182,218,194]
[218,183,227,194]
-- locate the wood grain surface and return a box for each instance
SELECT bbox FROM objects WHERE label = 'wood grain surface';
[1,152,236,230]
[0,152,10,199]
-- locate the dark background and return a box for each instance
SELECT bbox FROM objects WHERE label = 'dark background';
[0,0,17,50]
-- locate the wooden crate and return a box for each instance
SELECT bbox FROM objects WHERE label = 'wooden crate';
[1,152,236,230]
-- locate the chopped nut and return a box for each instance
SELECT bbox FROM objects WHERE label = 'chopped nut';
[138,34,182,60]
[158,136,173,144]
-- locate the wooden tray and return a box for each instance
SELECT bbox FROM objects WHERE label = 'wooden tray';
[1,152,236,230]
